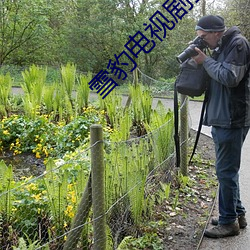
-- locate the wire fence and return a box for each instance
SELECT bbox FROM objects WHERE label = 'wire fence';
[0,104,191,249]
[0,68,192,249]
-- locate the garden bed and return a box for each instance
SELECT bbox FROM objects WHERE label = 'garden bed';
[0,130,217,250]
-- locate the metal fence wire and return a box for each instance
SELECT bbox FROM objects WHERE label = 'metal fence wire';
[0,70,191,249]
[0,105,192,250]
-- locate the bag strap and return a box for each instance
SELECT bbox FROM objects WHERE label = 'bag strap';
[174,80,180,168]
[188,91,208,164]
[189,48,210,163]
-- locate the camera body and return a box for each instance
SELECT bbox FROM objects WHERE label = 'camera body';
[177,36,208,63]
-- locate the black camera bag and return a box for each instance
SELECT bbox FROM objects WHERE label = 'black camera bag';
[174,58,210,168]
[175,58,209,97]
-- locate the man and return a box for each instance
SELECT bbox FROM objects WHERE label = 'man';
[192,15,250,238]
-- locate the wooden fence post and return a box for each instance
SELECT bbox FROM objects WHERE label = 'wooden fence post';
[91,124,106,250]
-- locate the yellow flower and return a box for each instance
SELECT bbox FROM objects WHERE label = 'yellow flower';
[100,110,106,115]
[32,193,42,201]
[12,207,17,212]
[14,149,22,155]
[10,143,14,150]
[71,195,76,204]
[36,152,41,159]
[26,183,37,191]
[65,205,74,218]
[43,147,49,157]
[3,130,9,135]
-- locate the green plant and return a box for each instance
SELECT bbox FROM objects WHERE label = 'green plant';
[43,84,56,114]
[108,109,132,142]
[99,90,123,128]
[0,73,12,117]
[0,115,57,157]
[0,161,15,222]
[12,177,49,241]
[145,100,174,163]
[157,182,171,204]
[21,65,47,118]
[60,63,76,102]
[178,173,191,189]
[129,84,153,126]
[13,233,49,250]
[172,190,180,210]
[105,136,153,237]
[0,107,103,158]
[117,233,163,250]
[76,72,92,111]
[43,159,69,222]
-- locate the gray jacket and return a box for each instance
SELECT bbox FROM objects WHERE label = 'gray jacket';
[203,26,250,128]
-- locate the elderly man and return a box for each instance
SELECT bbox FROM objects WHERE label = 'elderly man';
[192,15,250,238]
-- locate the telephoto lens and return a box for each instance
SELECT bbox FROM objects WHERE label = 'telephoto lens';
[177,36,208,63]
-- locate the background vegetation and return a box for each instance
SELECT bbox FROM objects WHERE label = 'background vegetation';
[0,0,249,81]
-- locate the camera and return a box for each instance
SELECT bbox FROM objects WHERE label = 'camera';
[176,36,208,64]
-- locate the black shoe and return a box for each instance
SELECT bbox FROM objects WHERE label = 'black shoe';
[211,214,247,229]
[204,222,240,238]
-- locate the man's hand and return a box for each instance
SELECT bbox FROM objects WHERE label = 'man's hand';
[192,47,207,64]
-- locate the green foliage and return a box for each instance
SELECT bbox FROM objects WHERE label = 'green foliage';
[145,100,175,163]
[0,161,14,222]
[76,72,92,110]
[117,233,163,250]
[158,182,171,203]
[43,85,56,113]
[13,235,47,250]
[12,176,48,240]
[105,136,153,228]
[0,0,230,79]
[0,73,12,117]
[0,0,52,65]
[0,78,180,247]
[43,159,69,230]
[21,65,47,118]
[61,63,76,101]
[129,84,153,126]
[0,109,102,157]
[99,90,123,129]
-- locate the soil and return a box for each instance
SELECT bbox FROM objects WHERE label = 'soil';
[0,152,45,180]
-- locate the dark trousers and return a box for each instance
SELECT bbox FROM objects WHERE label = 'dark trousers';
[211,126,249,225]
